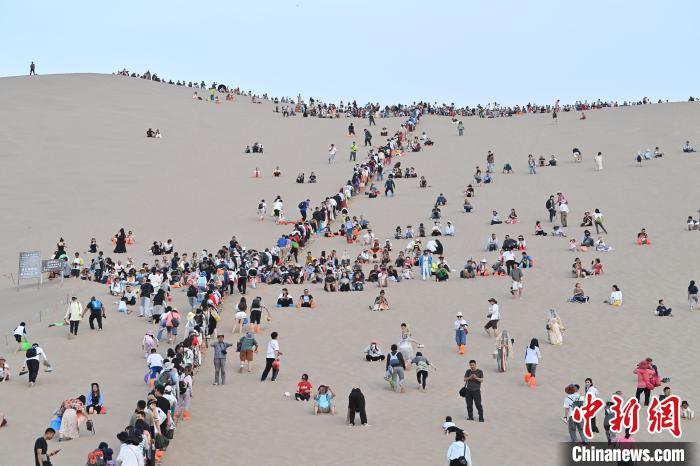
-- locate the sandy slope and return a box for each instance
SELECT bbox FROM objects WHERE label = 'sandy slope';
[0,74,698,466]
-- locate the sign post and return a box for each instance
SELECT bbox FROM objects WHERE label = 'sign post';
[42,259,65,286]
[18,251,41,290]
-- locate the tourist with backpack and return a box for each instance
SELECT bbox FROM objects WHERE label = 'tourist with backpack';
[563,384,585,442]
[163,308,181,345]
[385,344,406,393]
[446,429,472,465]
[24,344,41,386]
[86,297,106,331]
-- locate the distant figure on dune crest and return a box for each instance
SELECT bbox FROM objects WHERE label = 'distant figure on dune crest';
[30,61,36,75]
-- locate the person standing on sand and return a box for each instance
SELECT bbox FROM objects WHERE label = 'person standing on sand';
[368,112,376,126]
[260,331,282,382]
[350,141,358,161]
[384,175,395,197]
[114,228,127,253]
[30,61,36,75]
[528,154,537,174]
[364,128,372,147]
[594,152,604,171]
[454,312,468,355]
[546,195,557,223]
[211,334,232,385]
[64,296,84,336]
[509,263,523,299]
[559,202,569,227]
[238,331,258,373]
[86,296,106,331]
[688,280,698,310]
[328,144,337,164]
[139,279,154,318]
[348,122,355,136]
[593,209,608,234]
[463,360,484,422]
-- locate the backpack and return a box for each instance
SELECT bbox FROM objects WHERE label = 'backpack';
[570,394,584,409]
[179,379,188,394]
[92,300,102,311]
[449,443,469,466]
[26,347,37,358]
[170,315,180,327]
[389,352,401,367]
[86,449,105,466]
[252,297,261,310]
[158,370,171,386]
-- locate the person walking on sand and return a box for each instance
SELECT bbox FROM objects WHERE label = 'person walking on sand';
[328,144,337,164]
[385,344,406,393]
[86,296,106,331]
[559,202,569,227]
[688,280,698,311]
[211,333,232,385]
[13,322,27,351]
[463,360,484,422]
[411,351,436,391]
[238,331,258,373]
[484,298,500,336]
[509,263,523,299]
[593,209,608,234]
[446,429,472,466]
[260,331,282,382]
[364,128,372,147]
[34,428,59,466]
[523,338,541,388]
[64,296,84,336]
[454,312,468,355]
[546,195,557,223]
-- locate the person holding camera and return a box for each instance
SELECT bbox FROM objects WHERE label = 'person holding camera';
[211,334,232,385]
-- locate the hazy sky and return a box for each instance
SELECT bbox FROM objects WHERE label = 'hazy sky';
[3,0,698,106]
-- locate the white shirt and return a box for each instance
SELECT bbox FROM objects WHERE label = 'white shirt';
[446,441,472,465]
[610,290,623,303]
[454,318,468,330]
[328,146,337,156]
[147,353,164,368]
[116,443,145,466]
[13,325,25,336]
[564,393,582,417]
[559,203,569,213]
[524,346,541,364]
[488,304,500,320]
[502,250,515,262]
[586,385,599,399]
[266,339,280,358]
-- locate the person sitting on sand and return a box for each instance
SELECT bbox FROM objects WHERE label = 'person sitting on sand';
[313,385,335,415]
[490,211,503,225]
[298,289,315,308]
[572,258,590,278]
[146,128,155,138]
[486,233,499,251]
[308,172,317,183]
[505,209,518,224]
[595,236,613,252]
[604,285,623,306]
[636,228,651,245]
[464,184,475,197]
[445,222,455,236]
[154,129,162,139]
[463,199,473,213]
[580,211,593,227]
[371,290,390,311]
[274,288,293,308]
[534,221,547,236]
[431,222,443,236]
[296,172,305,183]
[569,283,590,303]
[551,225,566,237]
[591,258,603,275]
[687,216,699,230]
[569,239,584,253]
[683,141,695,153]
[653,146,664,158]
[502,163,513,173]
[323,271,337,292]
[272,166,281,177]
[538,155,547,167]
[548,154,558,166]
[655,299,673,317]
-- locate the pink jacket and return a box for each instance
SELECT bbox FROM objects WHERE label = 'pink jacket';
[633,361,654,389]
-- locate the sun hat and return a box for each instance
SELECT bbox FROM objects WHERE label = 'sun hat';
[456,312,463,317]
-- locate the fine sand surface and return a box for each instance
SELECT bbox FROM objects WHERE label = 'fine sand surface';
[0,74,699,466]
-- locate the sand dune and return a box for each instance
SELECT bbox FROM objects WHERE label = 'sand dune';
[0,74,698,466]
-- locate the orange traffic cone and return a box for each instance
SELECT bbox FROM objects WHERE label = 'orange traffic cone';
[524,372,532,383]
[528,377,538,388]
